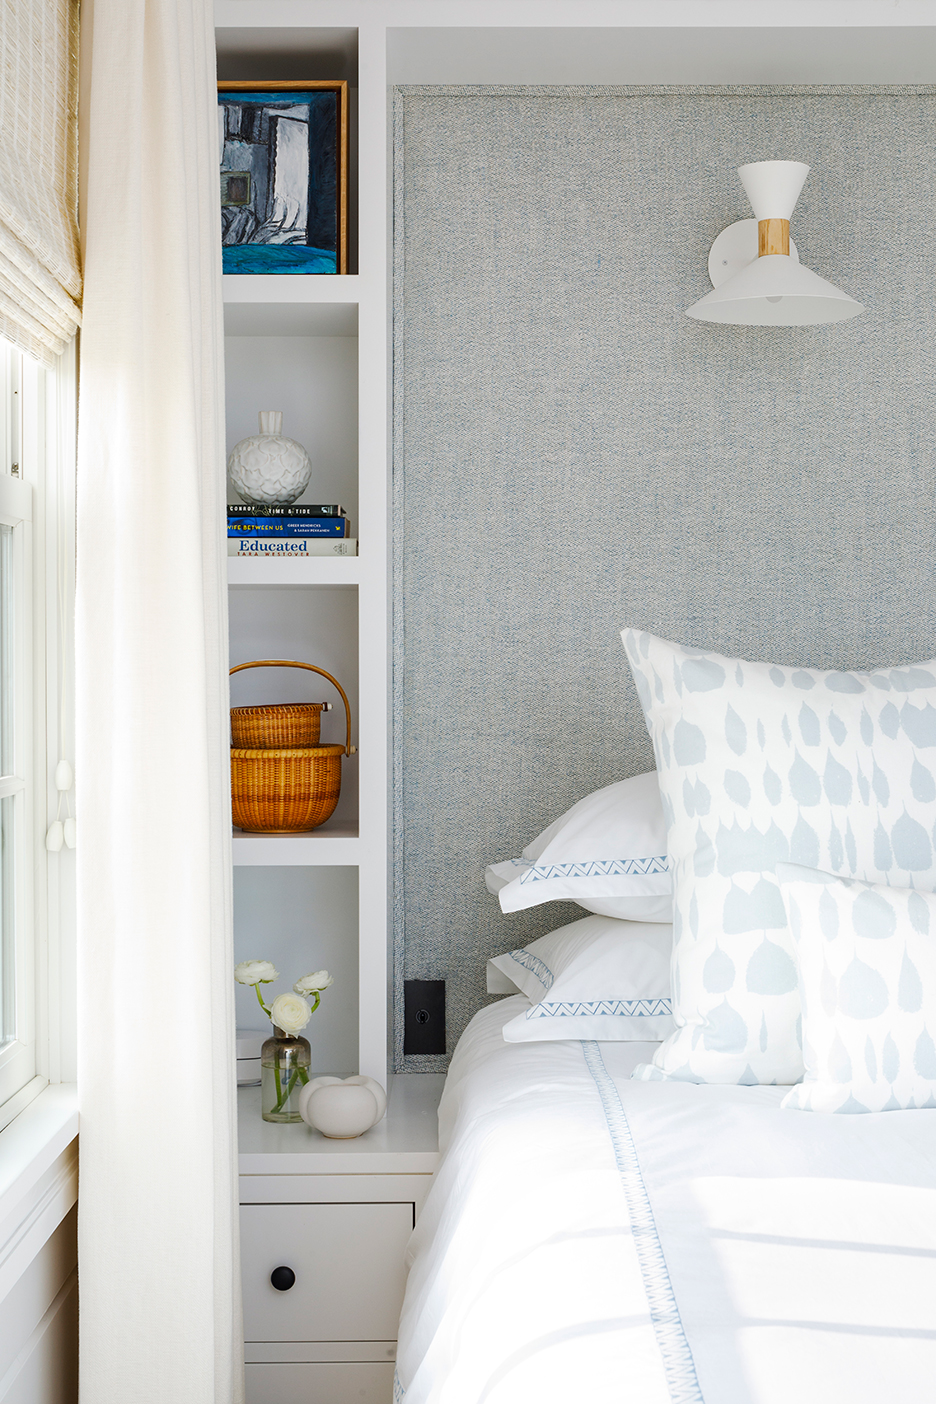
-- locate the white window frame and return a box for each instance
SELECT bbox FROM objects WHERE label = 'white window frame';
[0,340,77,1128]
[0,464,34,1107]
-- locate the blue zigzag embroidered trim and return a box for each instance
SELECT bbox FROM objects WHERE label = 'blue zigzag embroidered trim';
[505,948,554,991]
[393,1367,405,1403]
[581,1040,704,1404]
[526,998,672,1019]
[519,856,670,885]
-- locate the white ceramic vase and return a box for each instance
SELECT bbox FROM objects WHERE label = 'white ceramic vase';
[298,1075,387,1139]
[228,411,313,505]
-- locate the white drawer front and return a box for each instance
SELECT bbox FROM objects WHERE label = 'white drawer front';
[245,1361,394,1404]
[241,1202,414,1342]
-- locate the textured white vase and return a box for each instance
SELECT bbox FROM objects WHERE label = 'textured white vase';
[298,1075,387,1139]
[228,411,313,505]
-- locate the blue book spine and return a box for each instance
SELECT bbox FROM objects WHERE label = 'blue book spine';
[228,518,350,538]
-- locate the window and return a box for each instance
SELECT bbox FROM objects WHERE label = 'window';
[0,339,76,1122]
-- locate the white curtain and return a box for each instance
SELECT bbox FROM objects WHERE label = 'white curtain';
[0,0,81,363]
[75,2,242,1401]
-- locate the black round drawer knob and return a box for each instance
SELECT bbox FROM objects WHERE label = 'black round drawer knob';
[270,1266,296,1292]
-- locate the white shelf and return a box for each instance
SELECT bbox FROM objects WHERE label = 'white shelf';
[233,822,360,866]
[224,302,358,338]
[223,277,360,338]
[237,1074,445,1176]
[223,274,359,304]
[228,557,360,587]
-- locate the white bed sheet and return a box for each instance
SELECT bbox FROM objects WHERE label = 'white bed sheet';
[396,996,936,1404]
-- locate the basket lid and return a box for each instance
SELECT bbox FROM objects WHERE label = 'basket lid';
[231,702,326,716]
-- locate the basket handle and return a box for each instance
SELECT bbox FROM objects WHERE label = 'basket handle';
[229,659,356,756]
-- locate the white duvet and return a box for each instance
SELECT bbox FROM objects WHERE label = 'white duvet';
[396,997,936,1404]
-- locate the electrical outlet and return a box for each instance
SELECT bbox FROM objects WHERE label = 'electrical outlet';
[404,979,446,1056]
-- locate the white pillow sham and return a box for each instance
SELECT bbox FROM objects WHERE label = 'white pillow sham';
[488,913,674,1043]
[776,862,936,1114]
[623,629,936,1087]
[485,771,673,922]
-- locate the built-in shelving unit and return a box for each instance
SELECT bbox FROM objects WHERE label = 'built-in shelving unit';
[218,14,387,1084]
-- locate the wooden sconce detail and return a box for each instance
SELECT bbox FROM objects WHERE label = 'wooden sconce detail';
[758,218,790,257]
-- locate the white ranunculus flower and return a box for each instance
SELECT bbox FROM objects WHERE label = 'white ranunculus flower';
[234,959,280,986]
[294,970,334,995]
[271,992,312,1035]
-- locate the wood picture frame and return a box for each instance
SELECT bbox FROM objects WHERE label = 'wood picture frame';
[218,81,348,275]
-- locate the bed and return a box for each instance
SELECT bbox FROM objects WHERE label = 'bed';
[397,632,936,1401]
[395,994,936,1404]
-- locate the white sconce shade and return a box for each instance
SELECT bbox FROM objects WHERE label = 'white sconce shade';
[737,160,809,220]
[689,252,862,327]
[686,160,863,327]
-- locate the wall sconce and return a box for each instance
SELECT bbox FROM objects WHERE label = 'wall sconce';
[685,160,863,327]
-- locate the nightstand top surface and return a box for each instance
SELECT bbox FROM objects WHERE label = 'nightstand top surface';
[238,1072,446,1175]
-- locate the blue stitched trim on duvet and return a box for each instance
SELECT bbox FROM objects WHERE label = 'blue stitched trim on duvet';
[505,948,554,991]
[582,1040,704,1404]
[526,997,672,1020]
[519,856,670,884]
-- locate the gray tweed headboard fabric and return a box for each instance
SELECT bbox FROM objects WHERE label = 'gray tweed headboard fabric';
[392,85,936,1070]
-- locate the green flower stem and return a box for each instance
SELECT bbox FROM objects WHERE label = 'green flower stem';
[270,1053,312,1114]
[254,983,272,1018]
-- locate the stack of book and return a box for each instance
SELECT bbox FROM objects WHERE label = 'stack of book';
[227,503,357,557]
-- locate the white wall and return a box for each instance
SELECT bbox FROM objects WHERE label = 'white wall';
[234,866,359,1075]
[0,1205,77,1404]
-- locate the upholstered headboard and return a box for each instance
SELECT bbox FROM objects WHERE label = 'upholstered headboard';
[393,85,936,1068]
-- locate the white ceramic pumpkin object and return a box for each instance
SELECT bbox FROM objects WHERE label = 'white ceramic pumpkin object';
[298,1075,387,1139]
[228,411,313,506]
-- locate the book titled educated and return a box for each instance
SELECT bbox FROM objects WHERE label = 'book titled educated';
[228,537,357,557]
[228,516,351,538]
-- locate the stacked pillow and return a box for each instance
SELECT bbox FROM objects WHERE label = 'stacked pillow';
[485,770,672,922]
[619,629,936,1100]
[488,913,674,1044]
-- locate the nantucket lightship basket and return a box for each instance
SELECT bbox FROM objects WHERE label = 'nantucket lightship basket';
[230,660,355,833]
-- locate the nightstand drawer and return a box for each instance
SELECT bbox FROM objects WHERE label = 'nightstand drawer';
[245,1361,394,1404]
[241,1202,414,1342]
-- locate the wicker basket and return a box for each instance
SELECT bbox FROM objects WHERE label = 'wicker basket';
[231,745,346,833]
[230,660,355,833]
[231,701,325,749]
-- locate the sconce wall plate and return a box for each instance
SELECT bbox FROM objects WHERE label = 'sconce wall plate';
[708,220,798,288]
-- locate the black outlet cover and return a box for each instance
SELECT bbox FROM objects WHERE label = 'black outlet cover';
[404,979,446,1056]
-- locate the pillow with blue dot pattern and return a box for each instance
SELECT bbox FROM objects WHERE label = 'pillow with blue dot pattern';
[621,629,936,1086]
[776,863,936,1113]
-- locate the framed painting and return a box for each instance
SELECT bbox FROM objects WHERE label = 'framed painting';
[218,81,348,274]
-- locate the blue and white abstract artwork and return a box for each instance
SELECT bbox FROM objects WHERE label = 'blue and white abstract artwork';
[218,86,344,274]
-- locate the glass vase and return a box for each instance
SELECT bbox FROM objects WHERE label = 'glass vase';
[261,1028,311,1123]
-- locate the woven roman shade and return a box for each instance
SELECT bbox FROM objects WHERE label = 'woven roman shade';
[0,0,81,365]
